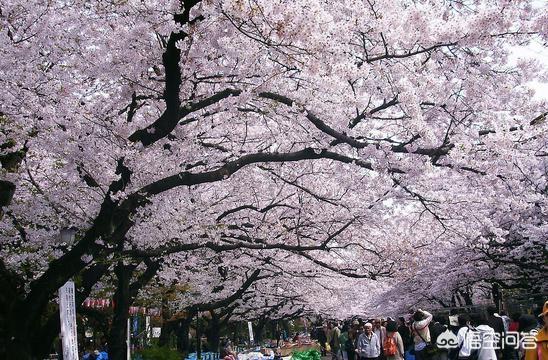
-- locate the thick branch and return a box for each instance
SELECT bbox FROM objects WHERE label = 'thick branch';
[137,148,379,198]
[294,252,375,279]
[129,89,241,145]
[259,92,454,158]
[186,269,262,312]
[365,42,457,63]
[128,217,356,258]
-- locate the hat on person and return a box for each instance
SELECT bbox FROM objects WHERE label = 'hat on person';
[364,323,373,328]
[519,314,538,332]
[538,300,548,317]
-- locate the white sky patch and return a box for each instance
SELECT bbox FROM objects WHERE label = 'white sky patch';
[509,38,548,100]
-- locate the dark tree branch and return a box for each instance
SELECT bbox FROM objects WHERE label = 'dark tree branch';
[186,269,262,312]
[349,96,399,128]
[365,42,457,63]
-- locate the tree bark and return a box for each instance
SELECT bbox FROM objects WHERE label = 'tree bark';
[254,317,267,344]
[109,262,136,360]
[205,312,221,352]
[177,315,194,354]
[110,259,160,359]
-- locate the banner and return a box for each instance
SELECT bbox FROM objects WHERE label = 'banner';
[59,281,79,360]
[133,316,139,337]
[247,321,254,344]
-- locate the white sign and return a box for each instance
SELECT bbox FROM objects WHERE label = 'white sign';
[59,281,79,360]
[247,321,254,344]
[127,318,131,360]
[152,327,162,338]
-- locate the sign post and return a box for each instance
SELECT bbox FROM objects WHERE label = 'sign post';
[127,318,131,360]
[146,316,151,344]
[247,321,254,345]
[59,281,79,360]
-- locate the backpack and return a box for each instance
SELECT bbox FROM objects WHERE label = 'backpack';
[449,328,478,360]
[383,334,398,356]
[429,322,447,349]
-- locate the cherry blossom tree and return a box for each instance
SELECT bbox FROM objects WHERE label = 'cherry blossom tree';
[1,0,547,358]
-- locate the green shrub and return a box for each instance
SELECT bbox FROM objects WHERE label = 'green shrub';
[135,346,181,360]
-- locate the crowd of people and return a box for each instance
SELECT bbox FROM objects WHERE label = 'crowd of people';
[312,301,548,360]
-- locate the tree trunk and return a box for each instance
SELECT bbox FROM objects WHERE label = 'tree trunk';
[109,262,135,360]
[159,320,176,348]
[196,314,202,359]
[281,320,290,340]
[269,321,279,347]
[228,322,238,346]
[158,292,174,348]
[492,283,502,312]
[2,315,34,360]
[450,294,457,307]
[254,317,267,344]
[205,314,221,352]
[0,260,32,360]
[177,316,193,354]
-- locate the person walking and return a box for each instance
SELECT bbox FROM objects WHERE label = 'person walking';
[319,324,328,356]
[348,327,358,360]
[356,323,381,360]
[330,322,342,360]
[430,317,449,360]
[518,314,537,360]
[455,314,476,360]
[341,323,356,360]
[398,317,411,352]
[508,313,520,333]
[522,301,548,360]
[473,313,498,360]
[486,306,505,359]
[384,321,404,360]
[374,318,388,360]
[503,313,520,360]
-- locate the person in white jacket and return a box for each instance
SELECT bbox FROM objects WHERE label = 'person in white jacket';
[355,323,381,360]
[412,309,433,360]
[475,323,497,360]
[456,314,476,359]
[456,313,498,360]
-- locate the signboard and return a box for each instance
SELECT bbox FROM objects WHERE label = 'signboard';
[247,321,254,344]
[59,281,79,360]
[152,327,162,338]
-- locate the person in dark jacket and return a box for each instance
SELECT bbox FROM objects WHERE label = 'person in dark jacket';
[319,325,328,356]
[430,316,448,360]
[397,317,411,351]
[486,306,505,359]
